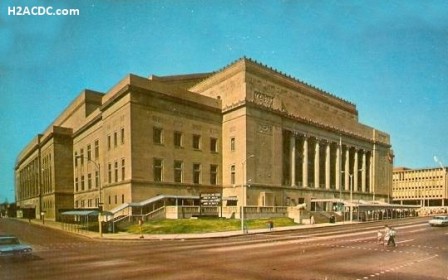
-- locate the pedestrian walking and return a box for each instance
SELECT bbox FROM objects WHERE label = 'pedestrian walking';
[310,215,315,225]
[377,230,383,245]
[383,225,390,246]
[387,227,396,247]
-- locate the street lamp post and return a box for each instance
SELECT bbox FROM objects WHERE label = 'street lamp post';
[241,154,254,234]
[349,174,353,223]
[76,156,102,238]
[341,171,355,223]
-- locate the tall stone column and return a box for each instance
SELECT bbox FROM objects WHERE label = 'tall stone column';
[290,134,296,187]
[362,151,367,192]
[302,137,308,188]
[314,140,320,189]
[325,143,331,190]
[345,147,350,191]
[336,143,341,191]
[354,149,359,192]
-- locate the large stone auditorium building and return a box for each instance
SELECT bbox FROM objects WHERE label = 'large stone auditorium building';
[15,58,393,221]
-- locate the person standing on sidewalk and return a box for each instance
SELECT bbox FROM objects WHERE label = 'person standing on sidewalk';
[383,225,390,246]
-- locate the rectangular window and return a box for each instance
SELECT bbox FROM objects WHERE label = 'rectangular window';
[193,134,201,150]
[122,194,125,204]
[107,135,111,150]
[108,163,112,184]
[121,128,125,144]
[174,160,183,183]
[193,163,201,184]
[174,131,183,147]
[88,173,92,189]
[81,175,85,191]
[74,152,78,167]
[153,127,163,144]
[121,158,125,181]
[114,132,118,147]
[153,158,163,182]
[210,164,218,185]
[94,140,99,159]
[87,145,92,160]
[210,138,218,153]
[230,137,236,151]
[114,161,118,182]
[231,165,236,185]
[75,177,79,192]
[80,149,84,165]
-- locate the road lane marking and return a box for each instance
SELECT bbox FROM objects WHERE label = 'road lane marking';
[409,228,426,233]
[358,254,439,280]
[396,239,414,244]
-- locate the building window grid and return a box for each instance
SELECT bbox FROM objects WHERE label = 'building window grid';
[193,163,201,184]
[108,163,112,184]
[153,158,163,182]
[174,131,183,148]
[193,135,201,150]
[87,145,92,161]
[230,165,236,185]
[81,175,85,191]
[121,159,125,181]
[94,140,99,159]
[88,173,92,189]
[174,160,183,183]
[114,161,118,183]
[153,127,163,144]
[210,138,218,153]
[210,164,218,185]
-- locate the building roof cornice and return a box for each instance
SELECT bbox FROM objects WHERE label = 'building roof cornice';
[222,100,389,147]
[191,57,356,115]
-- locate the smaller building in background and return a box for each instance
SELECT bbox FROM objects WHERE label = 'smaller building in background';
[393,167,448,207]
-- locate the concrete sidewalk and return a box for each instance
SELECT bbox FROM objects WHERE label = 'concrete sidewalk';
[24,218,348,240]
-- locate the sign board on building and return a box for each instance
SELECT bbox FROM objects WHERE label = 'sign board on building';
[200,193,222,206]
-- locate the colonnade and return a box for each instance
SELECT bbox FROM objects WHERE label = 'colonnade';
[286,131,373,194]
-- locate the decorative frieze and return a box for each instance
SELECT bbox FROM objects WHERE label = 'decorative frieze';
[257,123,273,135]
[254,91,274,108]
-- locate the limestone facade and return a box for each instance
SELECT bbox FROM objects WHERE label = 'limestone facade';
[15,58,393,220]
[393,167,448,207]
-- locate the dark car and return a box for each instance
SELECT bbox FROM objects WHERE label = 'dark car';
[0,235,33,259]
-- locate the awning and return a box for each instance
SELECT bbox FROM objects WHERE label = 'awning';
[311,199,420,210]
[61,210,113,216]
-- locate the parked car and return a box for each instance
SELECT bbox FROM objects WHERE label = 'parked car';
[428,215,448,227]
[0,235,33,259]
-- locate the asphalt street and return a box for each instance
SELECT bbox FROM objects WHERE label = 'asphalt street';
[0,217,447,280]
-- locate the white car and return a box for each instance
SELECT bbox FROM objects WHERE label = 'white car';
[428,215,448,227]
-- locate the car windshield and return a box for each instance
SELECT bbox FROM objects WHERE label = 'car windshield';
[0,238,20,245]
[433,216,447,220]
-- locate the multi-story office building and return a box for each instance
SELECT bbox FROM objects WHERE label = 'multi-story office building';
[393,167,448,207]
[15,58,393,221]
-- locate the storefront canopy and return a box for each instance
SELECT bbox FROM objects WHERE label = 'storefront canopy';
[61,210,113,216]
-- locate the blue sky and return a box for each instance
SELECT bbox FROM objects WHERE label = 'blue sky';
[1,0,447,203]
